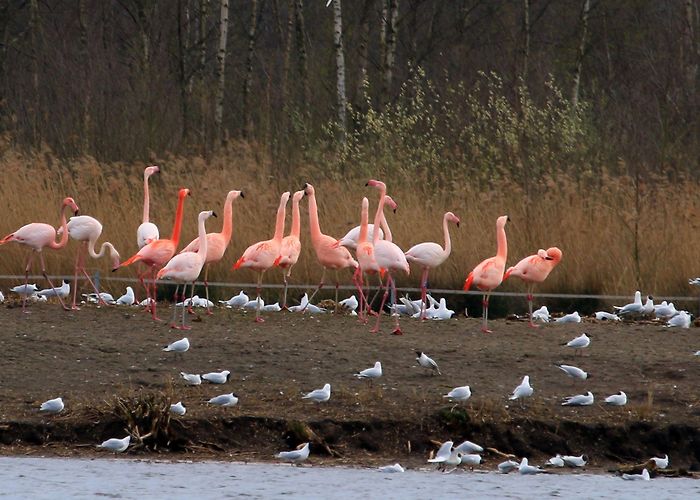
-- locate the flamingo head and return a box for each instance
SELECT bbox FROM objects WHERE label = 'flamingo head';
[545,247,563,263]
[179,188,191,199]
[302,183,315,196]
[145,165,160,178]
[227,190,244,201]
[62,197,79,216]
[292,190,305,203]
[497,215,509,227]
[384,195,398,212]
[366,179,386,191]
[446,212,460,227]
[280,191,291,205]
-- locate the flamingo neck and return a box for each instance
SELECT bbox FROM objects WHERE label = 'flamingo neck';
[380,208,393,243]
[290,196,301,239]
[220,192,235,245]
[359,203,369,243]
[273,196,287,243]
[307,193,322,243]
[170,193,187,245]
[197,214,209,257]
[372,186,387,245]
[143,172,151,223]
[442,213,452,257]
[50,204,70,250]
[496,221,507,261]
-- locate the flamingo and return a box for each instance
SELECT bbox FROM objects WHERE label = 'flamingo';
[137,165,160,248]
[0,197,80,312]
[337,224,384,250]
[61,215,121,309]
[503,247,563,327]
[354,196,381,321]
[180,190,244,314]
[157,210,216,329]
[404,211,461,319]
[274,189,305,309]
[463,215,509,333]
[303,183,358,308]
[117,188,191,320]
[234,191,290,323]
[367,183,409,334]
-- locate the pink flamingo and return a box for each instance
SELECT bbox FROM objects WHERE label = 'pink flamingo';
[234,191,290,322]
[274,189,305,309]
[463,215,510,333]
[137,166,160,248]
[157,210,216,329]
[503,247,562,327]
[405,211,461,320]
[303,183,358,308]
[61,215,121,309]
[354,196,381,321]
[0,197,80,312]
[180,190,244,314]
[117,188,191,320]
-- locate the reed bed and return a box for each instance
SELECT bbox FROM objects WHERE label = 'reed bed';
[0,146,698,300]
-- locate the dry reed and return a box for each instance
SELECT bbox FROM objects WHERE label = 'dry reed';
[1,146,698,300]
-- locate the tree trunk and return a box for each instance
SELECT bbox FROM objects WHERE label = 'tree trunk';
[355,0,373,110]
[282,0,294,116]
[198,0,209,144]
[382,0,398,109]
[294,0,310,117]
[243,0,259,138]
[522,0,530,81]
[177,0,191,142]
[78,0,91,153]
[684,0,699,93]
[29,0,40,145]
[571,0,590,107]
[331,0,347,141]
[214,0,229,145]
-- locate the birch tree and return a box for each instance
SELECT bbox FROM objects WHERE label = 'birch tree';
[329,0,347,141]
[382,0,398,109]
[243,0,259,138]
[214,0,229,145]
[571,0,590,107]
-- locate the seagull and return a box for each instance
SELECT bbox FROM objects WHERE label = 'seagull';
[556,364,589,381]
[654,301,677,319]
[243,297,264,310]
[454,440,483,454]
[650,454,669,469]
[37,281,70,299]
[354,361,382,380]
[460,454,482,468]
[10,283,38,296]
[219,291,249,308]
[202,370,231,384]
[690,278,700,286]
[163,337,189,353]
[562,454,587,467]
[302,383,331,403]
[509,375,533,402]
[614,291,643,316]
[207,393,239,407]
[427,440,454,464]
[641,296,654,316]
[98,435,131,453]
[444,386,471,402]
[622,468,650,481]
[604,391,627,406]
[339,295,359,312]
[116,286,135,305]
[595,311,620,321]
[518,458,546,474]
[532,305,550,323]
[0,290,4,302]
[545,455,565,467]
[276,442,310,464]
[377,463,405,473]
[139,297,154,307]
[289,293,326,314]
[416,351,441,375]
[562,391,594,406]
[170,401,186,416]
[555,311,581,323]
[498,459,520,473]
[84,292,115,304]
[262,302,282,312]
[564,333,590,355]
[39,397,64,414]
[395,295,421,316]
[431,298,455,320]
[666,311,691,328]
[180,372,202,385]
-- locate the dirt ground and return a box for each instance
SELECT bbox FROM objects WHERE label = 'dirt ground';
[1,298,700,474]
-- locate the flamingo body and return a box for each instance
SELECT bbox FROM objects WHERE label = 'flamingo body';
[2,223,59,251]
[504,247,562,283]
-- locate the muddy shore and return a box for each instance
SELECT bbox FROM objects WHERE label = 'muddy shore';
[1,300,699,474]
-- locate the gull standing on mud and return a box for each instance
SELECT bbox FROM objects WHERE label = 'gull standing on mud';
[614,291,643,316]
[302,383,331,403]
[509,375,533,404]
[354,362,382,381]
[39,397,64,414]
[276,442,310,465]
[444,385,471,403]
[202,370,231,384]
[562,391,594,406]
[416,351,441,375]
[116,286,135,305]
[564,333,590,355]
[98,435,131,453]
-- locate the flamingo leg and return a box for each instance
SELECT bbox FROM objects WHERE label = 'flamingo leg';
[334,270,340,309]
[39,252,69,311]
[389,276,402,335]
[372,273,393,334]
[420,268,429,320]
[80,250,108,306]
[369,274,383,310]
[527,284,539,328]
[204,265,213,315]
[150,266,162,321]
[282,268,290,310]
[481,293,492,333]
[304,268,326,313]
[181,282,192,329]
[255,272,264,323]
[353,269,370,324]
[170,284,180,327]
[71,244,83,310]
[22,251,36,313]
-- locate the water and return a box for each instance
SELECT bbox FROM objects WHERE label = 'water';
[1,457,697,499]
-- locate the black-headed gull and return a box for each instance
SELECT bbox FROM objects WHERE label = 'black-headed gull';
[562,454,587,467]
[556,364,589,381]
[654,301,677,319]
[595,311,620,321]
[207,393,239,407]
[518,457,546,474]
[219,291,249,308]
[202,370,231,384]
[163,337,189,353]
[0,290,4,303]
[377,463,405,473]
[641,296,654,316]
[10,283,38,295]
[84,292,115,304]
[564,333,590,355]
[116,286,135,305]
[498,459,519,473]
[614,291,643,316]
[555,311,581,323]
[416,351,441,375]
[37,281,70,299]
[276,442,310,464]
[509,375,533,402]
[302,383,331,403]
[180,372,202,385]
[604,391,627,406]
[263,302,282,312]
[562,391,594,406]
[650,454,668,469]
[545,455,565,467]
[170,401,186,415]
[39,397,64,414]
[622,468,650,481]
[690,278,700,286]
[354,361,382,380]
[666,311,691,328]
[460,453,482,468]
[98,435,131,453]
[339,295,359,312]
[427,440,453,463]
[455,440,483,454]
[444,385,471,402]
[532,305,550,323]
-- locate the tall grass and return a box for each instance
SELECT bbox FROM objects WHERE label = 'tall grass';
[0,144,697,299]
